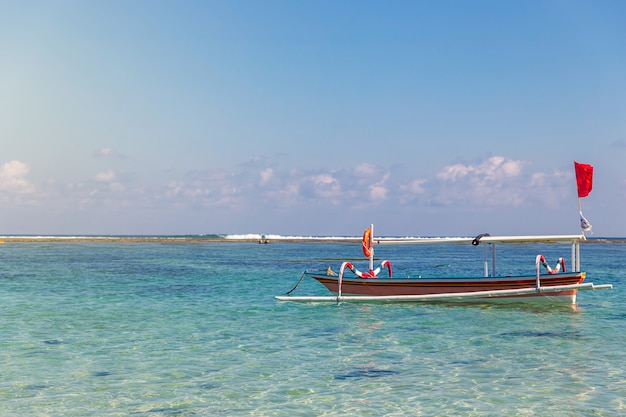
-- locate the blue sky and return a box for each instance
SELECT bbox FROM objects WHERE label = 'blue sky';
[1,0,625,236]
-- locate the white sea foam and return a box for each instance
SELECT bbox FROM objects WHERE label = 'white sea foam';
[0,234,471,241]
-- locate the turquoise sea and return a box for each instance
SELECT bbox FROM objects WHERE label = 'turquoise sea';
[1,237,624,416]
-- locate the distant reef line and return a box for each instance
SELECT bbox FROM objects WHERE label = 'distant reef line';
[0,236,624,244]
[0,236,359,243]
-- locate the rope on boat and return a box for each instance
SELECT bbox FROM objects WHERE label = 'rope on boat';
[284,272,307,295]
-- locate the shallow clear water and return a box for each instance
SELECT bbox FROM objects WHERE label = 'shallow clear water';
[1,240,624,416]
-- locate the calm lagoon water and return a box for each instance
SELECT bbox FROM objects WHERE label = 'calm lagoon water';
[0,239,624,416]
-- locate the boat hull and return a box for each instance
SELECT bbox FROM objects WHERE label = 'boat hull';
[306,271,586,303]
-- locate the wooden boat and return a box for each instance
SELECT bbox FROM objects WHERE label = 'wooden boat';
[276,227,612,305]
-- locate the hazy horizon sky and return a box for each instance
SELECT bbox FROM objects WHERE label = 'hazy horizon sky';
[2,1,625,236]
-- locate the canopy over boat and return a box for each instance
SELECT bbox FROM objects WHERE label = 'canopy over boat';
[376,234,585,245]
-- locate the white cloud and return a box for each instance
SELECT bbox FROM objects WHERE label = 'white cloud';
[431,156,573,208]
[528,169,571,209]
[303,174,341,199]
[259,168,274,186]
[397,179,427,204]
[437,156,524,182]
[0,160,34,194]
[162,169,246,207]
[354,163,379,178]
[95,148,125,158]
[436,163,471,182]
[433,157,548,207]
[91,170,128,193]
[166,180,184,197]
[401,179,427,195]
[109,182,127,192]
[94,170,116,182]
[369,184,387,200]
[365,170,390,202]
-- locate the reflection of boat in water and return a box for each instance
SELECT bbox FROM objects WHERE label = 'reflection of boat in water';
[276,162,612,305]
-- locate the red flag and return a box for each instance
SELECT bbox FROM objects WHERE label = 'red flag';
[574,161,593,198]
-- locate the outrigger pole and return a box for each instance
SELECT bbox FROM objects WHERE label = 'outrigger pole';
[275,282,612,303]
